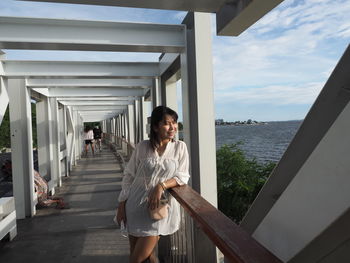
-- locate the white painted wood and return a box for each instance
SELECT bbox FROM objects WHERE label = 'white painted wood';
[2,60,160,78]
[59,100,133,106]
[0,197,15,219]
[21,0,227,13]
[49,97,62,187]
[36,97,51,179]
[48,87,147,97]
[151,78,161,109]
[66,106,76,168]
[0,211,17,241]
[72,105,128,111]
[216,0,283,36]
[141,97,150,140]
[181,12,218,263]
[165,79,178,113]
[0,16,185,53]
[253,101,350,262]
[27,78,153,88]
[8,79,36,219]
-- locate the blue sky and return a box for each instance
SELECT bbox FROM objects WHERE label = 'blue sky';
[1,0,350,121]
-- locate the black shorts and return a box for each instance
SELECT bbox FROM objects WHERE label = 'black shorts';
[85,140,93,145]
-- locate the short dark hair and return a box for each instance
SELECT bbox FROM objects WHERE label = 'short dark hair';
[150,106,178,150]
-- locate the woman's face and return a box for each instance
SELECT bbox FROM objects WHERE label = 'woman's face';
[154,114,178,141]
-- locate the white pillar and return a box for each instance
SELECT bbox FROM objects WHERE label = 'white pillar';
[49,97,62,187]
[133,100,139,143]
[66,106,75,169]
[128,104,135,145]
[141,96,149,140]
[165,79,178,113]
[181,12,218,263]
[36,97,51,181]
[63,106,69,177]
[8,79,35,219]
[151,78,161,109]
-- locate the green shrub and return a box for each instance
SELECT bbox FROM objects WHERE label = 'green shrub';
[216,144,275,223]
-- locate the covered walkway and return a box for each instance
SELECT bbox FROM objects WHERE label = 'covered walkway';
[0,146,129,263]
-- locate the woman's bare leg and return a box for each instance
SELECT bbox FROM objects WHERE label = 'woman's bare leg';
[130,236,160,263]
[129,235,138,255]
[91,143,95,155]
[84,143,88,156]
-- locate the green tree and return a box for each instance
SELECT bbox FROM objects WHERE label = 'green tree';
[0,103,37,152]
[216,144,275,223]
[0,106,11,151]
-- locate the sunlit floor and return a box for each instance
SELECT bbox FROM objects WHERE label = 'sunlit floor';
[0,146,129,263]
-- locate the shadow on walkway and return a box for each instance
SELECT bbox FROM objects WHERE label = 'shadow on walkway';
[0,147,129,263]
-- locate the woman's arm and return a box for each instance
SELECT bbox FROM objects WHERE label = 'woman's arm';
[116,145,138,224]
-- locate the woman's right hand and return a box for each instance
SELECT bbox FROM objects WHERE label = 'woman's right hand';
[116,201,127,225]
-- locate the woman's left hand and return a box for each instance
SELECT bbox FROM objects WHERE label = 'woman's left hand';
[148,184,164,210]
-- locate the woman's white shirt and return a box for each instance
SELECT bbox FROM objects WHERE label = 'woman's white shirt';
[118,139,190,236]
[83,130,94,140]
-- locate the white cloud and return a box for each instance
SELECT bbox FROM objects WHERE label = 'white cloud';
[212,0,350,113]
[215,82,324,105]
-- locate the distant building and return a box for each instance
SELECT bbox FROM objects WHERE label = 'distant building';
[215,119,224,125]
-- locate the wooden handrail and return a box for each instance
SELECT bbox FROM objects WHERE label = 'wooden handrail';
[169,185,282,263]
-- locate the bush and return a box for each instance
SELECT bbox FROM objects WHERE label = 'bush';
[216,144,275,223]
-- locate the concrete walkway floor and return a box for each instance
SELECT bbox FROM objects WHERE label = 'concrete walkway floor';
[0,147,129,263]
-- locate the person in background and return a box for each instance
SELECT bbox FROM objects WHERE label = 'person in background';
[83,126,95,156]
[116,106,190,263]
[93,126,102,152]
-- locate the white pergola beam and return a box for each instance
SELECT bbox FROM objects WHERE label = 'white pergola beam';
[59,100,133,106]
[20,0,226,12]
[1,60,159,78]
[26,78,153,88]
[48,87,147,97]
[72,105,127,111]
[216,0,284,36]
[0,16,185,53]
[57,97,136,101]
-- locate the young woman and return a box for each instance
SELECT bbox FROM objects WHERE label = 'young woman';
[116,106,190,263]
[83,126,95,156]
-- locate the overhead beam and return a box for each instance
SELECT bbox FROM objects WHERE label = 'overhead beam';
[0,16,185,53]
[59,100,133,106]
[26,78,153,88]
[1,60,160,78]
[216,0,284,36]
[20,0,226,12]
[72,105,127,111]
[48,87,147,97]
[58,97,135,101]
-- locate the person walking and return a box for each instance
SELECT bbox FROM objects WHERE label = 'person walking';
[116,106,190,263]
[83,126,95,156]
[93,126,102,152]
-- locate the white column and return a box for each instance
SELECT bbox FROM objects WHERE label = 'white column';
[128,104,135,145]
[63,106,69,177]
[74,111,81,161]
[151,78,161,109]
[141,96,149,140]
[181,12,218,263]
[49,97,62,187]
[36,97,51,181]
[66,106,76,169]
[8,79,35,219]
[133,100,139,143]
[165,80,178,113]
